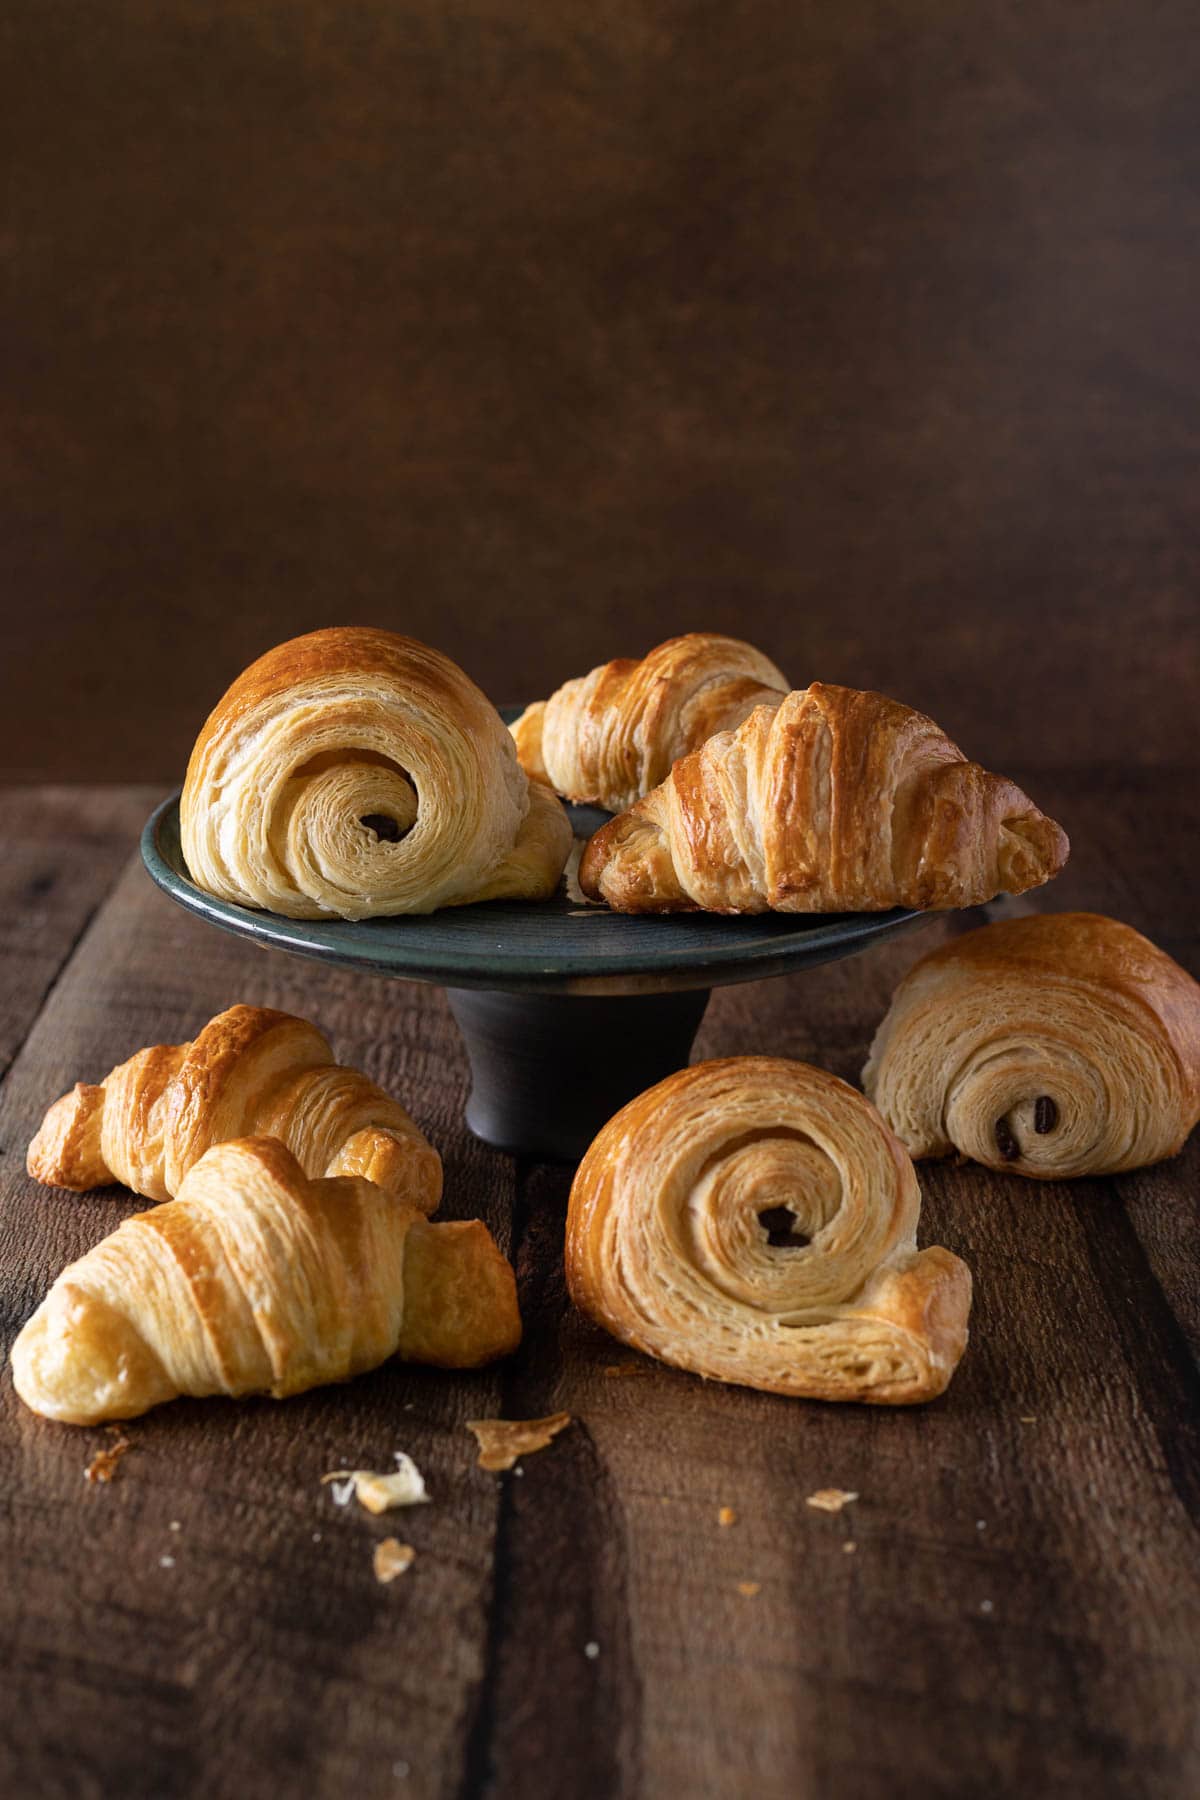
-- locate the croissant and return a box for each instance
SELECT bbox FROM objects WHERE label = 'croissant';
[510,632,789,813]
[864,912,1200,1178]
[181,626,572,919]
[27,1003,442,1212]
[580,682,1069,913]
[565,1058,971,1404]
[11,1137,521,1425]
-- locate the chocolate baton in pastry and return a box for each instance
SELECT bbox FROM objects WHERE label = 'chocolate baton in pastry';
[181,627,572,919]
[565,1058,971,1404]
[864,912,1200,1178]
[510,632,790,813]
[580,682,1068,914]
[27,1003,442,1211]
[12,1138,521,1425]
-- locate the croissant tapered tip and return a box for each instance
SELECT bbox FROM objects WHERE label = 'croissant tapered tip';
[11,1281,174,1426]
[26,1083,109,1191]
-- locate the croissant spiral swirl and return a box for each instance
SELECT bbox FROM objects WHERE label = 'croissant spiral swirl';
[181,627,572,919]
[864,913,1200,1178]
[566,1059,972,1404]
[510,632,789,813]
[12,1138,522,1424]
[27,1003,442,1212]
[580,682,1069,913]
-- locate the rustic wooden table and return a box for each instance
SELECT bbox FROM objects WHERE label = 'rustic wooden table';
[1,773,1197,1800]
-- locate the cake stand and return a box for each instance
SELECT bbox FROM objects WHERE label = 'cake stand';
[142,787,928,1162]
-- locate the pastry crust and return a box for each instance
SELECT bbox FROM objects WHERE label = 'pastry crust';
[580,683,1068,913]
[181,627,572,919]
[864,912,1200,1178]
[11,1138,521,1425]
[27,1003,442,1211]
[510,633,789,813]
[565,1058,972,1404]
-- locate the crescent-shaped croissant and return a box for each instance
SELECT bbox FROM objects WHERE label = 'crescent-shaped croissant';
[580,682,1068,913]
[863,912,1200,1178]
[181,627,572,919]
[510,632,789,813]
[565,1058,971,1404]
[11,1137,522,1425]
[27,1003,442,1212]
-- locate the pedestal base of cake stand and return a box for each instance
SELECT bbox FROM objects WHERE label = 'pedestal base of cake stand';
[445,986,711,1163]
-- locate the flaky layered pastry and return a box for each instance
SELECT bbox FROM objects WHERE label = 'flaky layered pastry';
[580,682,1068,913]
[864,912,1200,1178]
[510,632,789,813]
[181,627,572,919]
[565,1058,971,1404]
[27,1003,442,1211]
[12,1138,521,1425]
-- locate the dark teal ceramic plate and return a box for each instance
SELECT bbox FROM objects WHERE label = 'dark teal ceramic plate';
[142,792,928,996]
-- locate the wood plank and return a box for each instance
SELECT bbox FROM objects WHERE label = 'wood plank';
[0,842,517,1800]
[468,765,1200,1798]
[2,775,1198,1798]
[0,786,160,1083]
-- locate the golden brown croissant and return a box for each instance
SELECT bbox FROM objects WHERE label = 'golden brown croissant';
[27,1003,442,1211]
[11,1137,521,1425]
[864,912,1200,1178]
[580,682,1069,913]
[510,632,789,813]
[565,1058,971,1404]
[181,626,572,919]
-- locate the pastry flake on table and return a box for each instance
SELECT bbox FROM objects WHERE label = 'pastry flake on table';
[27,1002,442,1209]
[580,681,1068,914]
[373,1539,415,1583]
[11,1138,521,1426]
[466,1411,572,1471]
[321,1452,430,1513]
[864,911,1200,1177]
[565,1057,971,1405]
[180,626,572,919]
[510,632,790,813]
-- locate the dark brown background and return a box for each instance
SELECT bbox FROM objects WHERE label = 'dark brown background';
[3,0,1198,783]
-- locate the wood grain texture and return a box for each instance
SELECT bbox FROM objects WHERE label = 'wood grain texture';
[2,1,1199,780]
[1,772,1197,1799]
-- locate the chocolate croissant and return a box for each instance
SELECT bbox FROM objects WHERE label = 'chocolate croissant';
[181,627,572,919]
[510,632,789,813]
[864,912,1200,1178]
[27,1003,442,1211]
[565,1058,971,1404]
[580,682,1068,913]
[12,1137,521,1424]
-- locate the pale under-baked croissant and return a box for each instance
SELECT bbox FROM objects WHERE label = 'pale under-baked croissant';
[12,1137,521,1424]
[580,682,1068,913]
[864,912,1200,1178]
[181,626,572,919]
[565,1058,971,1404]
[510,632,789,813]
[27,1003,442,1211]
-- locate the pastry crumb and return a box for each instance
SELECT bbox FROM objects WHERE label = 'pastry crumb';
[806,1488,858,1514]
[1019,1415,1037,1424]
[322,1452,430,1513]
[717,1506,736,1528]
[374,1539,415,1583]
[736,1581,761,1598]
[980,1598,994,1614]
[466,1412,572,1472]
[84,1432,132,1485]
[602,1361,646,1378]
[584,1640,600,1659]
[159,1554,175,1569]
[842,1540,857,1554]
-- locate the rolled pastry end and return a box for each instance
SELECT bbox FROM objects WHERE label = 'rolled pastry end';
[397,1219,522,1368]
[579,811,693,913]
[327,1126,444,1215]
[509,701,549,786]
[26,1084,111,1191]
[11,1281,176,1425]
